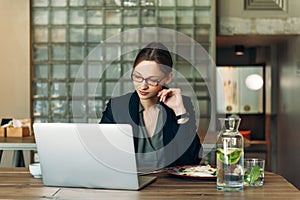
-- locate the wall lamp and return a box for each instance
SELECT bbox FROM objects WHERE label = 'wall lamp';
[235,45,244,56]
[245,74,264,90]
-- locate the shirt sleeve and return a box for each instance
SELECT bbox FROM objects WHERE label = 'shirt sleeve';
[170,96,202,166]
[99,99,116,124]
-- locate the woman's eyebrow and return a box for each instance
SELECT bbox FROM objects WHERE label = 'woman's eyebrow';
[133,71,161,78]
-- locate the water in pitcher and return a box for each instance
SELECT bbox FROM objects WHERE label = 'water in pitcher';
[216,118,244,191]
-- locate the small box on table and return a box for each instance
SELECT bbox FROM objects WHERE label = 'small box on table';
[0,127,6,137]
[6,127,30,137]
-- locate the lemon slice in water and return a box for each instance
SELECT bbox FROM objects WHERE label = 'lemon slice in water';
[217,148,243,164]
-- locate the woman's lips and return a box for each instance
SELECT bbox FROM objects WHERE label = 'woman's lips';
[138,90,149,96]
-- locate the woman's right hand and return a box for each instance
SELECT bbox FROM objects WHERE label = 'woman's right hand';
[157,88,187,116]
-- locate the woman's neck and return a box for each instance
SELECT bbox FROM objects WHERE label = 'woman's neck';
[140,97,159,110]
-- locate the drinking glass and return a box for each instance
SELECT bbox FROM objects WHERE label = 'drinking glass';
[244,158,265,186]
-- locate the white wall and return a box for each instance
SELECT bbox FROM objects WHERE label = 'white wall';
[0,0,30,119]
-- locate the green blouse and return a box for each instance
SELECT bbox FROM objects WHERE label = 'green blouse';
[136,103,166,170]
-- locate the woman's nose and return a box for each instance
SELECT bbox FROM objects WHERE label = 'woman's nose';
[140,80,149,88]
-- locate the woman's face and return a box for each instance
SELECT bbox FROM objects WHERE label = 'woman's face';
[132,61,171,101]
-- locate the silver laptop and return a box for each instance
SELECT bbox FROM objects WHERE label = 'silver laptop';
[33,123,156,190]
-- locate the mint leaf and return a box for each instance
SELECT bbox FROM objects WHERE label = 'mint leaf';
[228,149,242,164]
[178,168,186,172]
[250,165,261,184]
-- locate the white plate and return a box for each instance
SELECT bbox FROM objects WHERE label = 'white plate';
[167,165,216,180]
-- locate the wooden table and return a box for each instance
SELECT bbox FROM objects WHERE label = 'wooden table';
[0,168,298,199]
[0,136,37,167]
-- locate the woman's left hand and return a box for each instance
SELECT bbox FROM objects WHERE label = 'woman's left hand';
[157,88,187,115]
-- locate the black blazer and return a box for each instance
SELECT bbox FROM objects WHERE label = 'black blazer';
[100,91,202,167]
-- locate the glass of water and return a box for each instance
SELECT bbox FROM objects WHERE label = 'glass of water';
[244,158,265,186]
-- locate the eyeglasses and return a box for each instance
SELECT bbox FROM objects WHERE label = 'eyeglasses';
[132,73,165,87]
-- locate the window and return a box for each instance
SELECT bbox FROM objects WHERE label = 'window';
[31,0,214,133]
[217,66,264,114]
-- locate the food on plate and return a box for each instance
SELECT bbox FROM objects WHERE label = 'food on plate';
[176,165,216,177]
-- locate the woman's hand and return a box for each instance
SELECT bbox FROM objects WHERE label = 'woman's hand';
[157,88,187,116]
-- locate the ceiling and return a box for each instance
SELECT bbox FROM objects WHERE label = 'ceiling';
[217,35,298,48]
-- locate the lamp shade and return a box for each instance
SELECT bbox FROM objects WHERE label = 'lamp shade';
[235,45,244,56]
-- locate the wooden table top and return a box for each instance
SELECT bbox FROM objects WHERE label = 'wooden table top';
[0,136,35,143]
[0,168,298,199]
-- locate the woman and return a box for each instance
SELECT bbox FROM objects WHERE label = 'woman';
[100,42,202,169]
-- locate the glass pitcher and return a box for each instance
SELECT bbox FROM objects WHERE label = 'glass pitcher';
[216,117,244,191]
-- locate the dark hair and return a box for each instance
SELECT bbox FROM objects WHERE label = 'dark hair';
[132,42,173,75]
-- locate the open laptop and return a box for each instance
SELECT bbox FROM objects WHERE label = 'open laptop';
[33,123,156,190]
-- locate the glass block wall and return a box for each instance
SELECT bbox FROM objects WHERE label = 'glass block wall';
[31,0,215,132]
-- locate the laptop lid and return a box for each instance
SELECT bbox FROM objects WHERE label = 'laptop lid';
[33,123,156,190]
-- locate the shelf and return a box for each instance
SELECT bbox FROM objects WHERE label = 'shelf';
[249,140,268,145]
